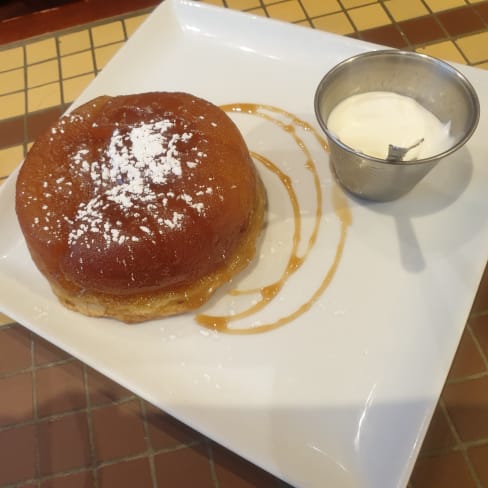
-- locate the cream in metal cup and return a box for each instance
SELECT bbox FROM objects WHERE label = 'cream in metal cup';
[314,50,480,201]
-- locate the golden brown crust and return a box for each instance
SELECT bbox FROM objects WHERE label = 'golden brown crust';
[15,92,265,322]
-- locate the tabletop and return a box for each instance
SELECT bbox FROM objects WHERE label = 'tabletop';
[1,1,488,487]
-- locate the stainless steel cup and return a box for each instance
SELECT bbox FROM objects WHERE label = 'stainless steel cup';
[314,50,480,201]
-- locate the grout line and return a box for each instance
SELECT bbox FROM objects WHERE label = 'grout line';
[120,15,130,43]
[470,308,488,319]
[3,467,97,488]
[336,0,361,37]
[420,436,488,457]
[88,439,205,473]
[0,392,137,434]
[445,370,488,385]
[21,43,29,157]
[258,0,271,17]
[139,399,159,488]
[0,356,75,381]
[30,329,41,483]
[378,0,414,50]
[437,398,484,487]
[467,321,488,373]
[54,32,66,107]
[0,322,17,330]
[0,7,156,52]
[205,439,220,488]
[87,24,99,76]
[82,363,99,488]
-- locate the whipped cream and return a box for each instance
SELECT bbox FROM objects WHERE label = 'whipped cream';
[327,91,453,160]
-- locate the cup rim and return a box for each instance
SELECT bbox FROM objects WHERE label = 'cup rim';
[314,49,480,166]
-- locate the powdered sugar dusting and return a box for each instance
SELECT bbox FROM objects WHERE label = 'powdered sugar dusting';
[61,117,209,249]
[23,104,221,259]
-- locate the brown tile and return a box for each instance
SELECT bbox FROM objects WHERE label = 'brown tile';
[437,6,485,36]
[470,314,488,358]
[447,327,486,380]
[474,2,488,25]
[154,444,214,488]
[0,2,31,21]
[38,411,91,476]
[410,451,476,488]
[468,442,488,487]
[212,443,288,488]
[36,361,86,417]
[145,402,201,450]
[0,143,23,177]
[347,32,361,40]
[91,399,146,462]
[27,106,64,143]
[98,457,153,488]
[0,424,37,485]
[399,16,445,45]
[443,375,488,442]
[456,31,488,64]
[0,372,34,427]
[0,325,31,375]
[0,115,24,150]
[0,0,159,45]
[470,264,488,313]
[359,24,408,48]
[419,404,456,453]
[0,0,77,22]
[87,367,133,407]
[34,334,71,366]
[40,470,95,488]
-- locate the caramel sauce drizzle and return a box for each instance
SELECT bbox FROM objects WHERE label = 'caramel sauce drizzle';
[195,104,351,334]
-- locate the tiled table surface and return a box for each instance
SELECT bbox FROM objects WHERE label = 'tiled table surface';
[1,1,488,487]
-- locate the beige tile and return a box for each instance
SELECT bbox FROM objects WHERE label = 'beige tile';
[201,0,225,5]
[63,73,95,103]
[247,7,267,17]
[61,51,94,79]
[226,0,261,9]
[301,0,341,17]
[341,0,373,8]
[424,0,467,11]
[0,47,24,72]
[266,0,306,22]
[348,3,391,30]
[0,145,24,178]
[456,32,488,64]
[0,68,24,96]
[27,82,61,112]
[384,0,429,21]
[27,59,59,88]
[0,313,15,326]
[91,21,125,47]
[0,92,25,119]
[124,14,150,38]
[58,30,91,56]
[312,12,355,35]
[475,61,488,69]
[94,43,124,72]
[26,38,57,64]
[416,41,466,64]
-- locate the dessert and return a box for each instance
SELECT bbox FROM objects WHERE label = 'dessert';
[15,92,266,323]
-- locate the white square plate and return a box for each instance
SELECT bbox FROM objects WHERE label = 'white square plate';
[2,1,488,486]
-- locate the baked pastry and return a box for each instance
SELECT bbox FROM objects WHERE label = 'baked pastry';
[16,92,266,323]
